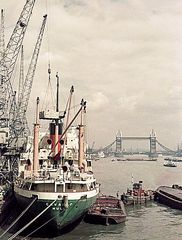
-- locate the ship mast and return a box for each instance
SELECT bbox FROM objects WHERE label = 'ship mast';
[62,85,74,155]
[32,97,40,175]
[54,73,60,157]
[78,99,86,169]
[56,72,59,113]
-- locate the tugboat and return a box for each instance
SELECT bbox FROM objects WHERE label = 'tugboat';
[84,195,126,225]
[121,181,154,205]
[12,78,99,237]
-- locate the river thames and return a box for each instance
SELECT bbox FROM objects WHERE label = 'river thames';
[2,156,182,240]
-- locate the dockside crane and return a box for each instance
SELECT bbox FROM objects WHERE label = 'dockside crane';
[12,14,47,144]
[0,1,36,184]
[0,0,36,145]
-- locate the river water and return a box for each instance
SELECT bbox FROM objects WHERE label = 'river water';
[2,156,182,240]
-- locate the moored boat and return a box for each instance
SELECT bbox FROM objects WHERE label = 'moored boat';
[121,181,154,206]
[154,185,182,210]
[84,195,126,225]
[12,84,99,236]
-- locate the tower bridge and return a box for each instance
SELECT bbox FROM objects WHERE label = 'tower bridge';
[100,130,176,158]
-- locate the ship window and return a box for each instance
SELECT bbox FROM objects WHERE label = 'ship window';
[23,182,31,190]
[67,183,73,189]
[65,183,87,192]
[31,183,38,191]
[65,183,75,192]
[57,184,63,192]
[39,183,55,192]
[31,183,54,192]
[87,160,92,167]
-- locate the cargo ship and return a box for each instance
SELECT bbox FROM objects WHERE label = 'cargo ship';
[13,79,99,237]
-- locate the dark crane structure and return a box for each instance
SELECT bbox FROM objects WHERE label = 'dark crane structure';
[0,0,47,183]
[0,0,36,183]
[0,0,36,147]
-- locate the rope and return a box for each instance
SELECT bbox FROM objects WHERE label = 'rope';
[0,196,37,238]
[21,214,58,240]
[22,195,87,239]
[8,198,57,240]
[41,75,55,113]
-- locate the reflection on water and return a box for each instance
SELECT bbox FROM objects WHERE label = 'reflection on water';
[1,156,182,239]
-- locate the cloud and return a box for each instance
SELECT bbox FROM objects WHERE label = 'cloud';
[1,0,182,148]
[117,95,139,111]
[88,92,109,111]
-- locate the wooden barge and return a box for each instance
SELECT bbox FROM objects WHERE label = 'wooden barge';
[84,195,126,225]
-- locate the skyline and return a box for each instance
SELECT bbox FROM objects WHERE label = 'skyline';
[1,0,182,149]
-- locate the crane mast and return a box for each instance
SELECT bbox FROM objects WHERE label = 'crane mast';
[18,45,24,106]
[17,45,30,141]
[0,9,6,120]
[0,9,5,60]
[0,0,36,129]
[12,14,47,140]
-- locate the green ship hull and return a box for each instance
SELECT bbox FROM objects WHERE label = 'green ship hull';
[14,188,98,234]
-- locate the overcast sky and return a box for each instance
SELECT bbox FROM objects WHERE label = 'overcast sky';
[1,0,182,150]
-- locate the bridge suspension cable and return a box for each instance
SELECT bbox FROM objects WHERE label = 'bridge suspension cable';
[101,140,116,152]
[156,140,175,153]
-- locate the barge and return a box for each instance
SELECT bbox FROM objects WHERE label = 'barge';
[154,185,182,210]
[84,195,126,225]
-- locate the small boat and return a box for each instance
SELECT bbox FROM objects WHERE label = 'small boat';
[121,181,154,206]
[154,185,182,210]
[84,195,126,225]
[163,159,176,167]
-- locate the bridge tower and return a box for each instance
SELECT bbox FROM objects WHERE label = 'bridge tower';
[115,130,123,157]
[149,130,158,158]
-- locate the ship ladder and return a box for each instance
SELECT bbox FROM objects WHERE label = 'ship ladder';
[21,195,87,239]
[0,196,38,239]
[7,198,58,240]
